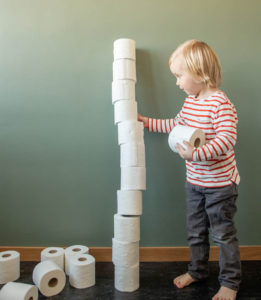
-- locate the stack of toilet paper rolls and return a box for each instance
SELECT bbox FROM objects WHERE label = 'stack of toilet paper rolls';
[112,38,146,292]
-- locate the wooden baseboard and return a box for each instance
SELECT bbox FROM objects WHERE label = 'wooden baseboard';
[0,246,260,262]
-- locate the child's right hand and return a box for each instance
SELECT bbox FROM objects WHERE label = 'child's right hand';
[138,113,149,128]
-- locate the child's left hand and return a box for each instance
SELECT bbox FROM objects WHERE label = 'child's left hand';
[176,141,194,161]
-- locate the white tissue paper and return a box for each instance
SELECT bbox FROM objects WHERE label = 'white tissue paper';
[64,245,89,275]
[115,264,139,292]
[121,166,146,190]
[112,238,139,267]
[114,100,138,124]
[32,260,66,297]
[114,214,140,242]
[113,38,136,61]
[117,190,142,215]
[118,120,144,145]
[113,59,136,82]
[120,142,145,167]
[112,80,135,103]
[0,250,20,284]
[0,282,38,300]
[41,247,65,270]
[168,125,206,153]
[69,254,95,289]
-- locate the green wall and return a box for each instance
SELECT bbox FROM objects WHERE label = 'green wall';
[0,0,260,247]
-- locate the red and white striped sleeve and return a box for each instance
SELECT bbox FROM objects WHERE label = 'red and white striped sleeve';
[192,101,238,162]
[148,110,185,133]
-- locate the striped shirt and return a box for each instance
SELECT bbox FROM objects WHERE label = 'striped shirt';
[148,90,240,188]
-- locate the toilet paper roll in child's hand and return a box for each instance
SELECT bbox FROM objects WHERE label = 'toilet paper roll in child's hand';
[168,125,205,159]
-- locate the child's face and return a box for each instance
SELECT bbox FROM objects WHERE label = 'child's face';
[170,55,204,96]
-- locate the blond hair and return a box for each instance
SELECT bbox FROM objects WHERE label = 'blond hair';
[169,40,222,88]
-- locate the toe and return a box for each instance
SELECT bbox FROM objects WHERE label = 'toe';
[176,282,183,289]
[173,276,181,286]
[173,279,183,289]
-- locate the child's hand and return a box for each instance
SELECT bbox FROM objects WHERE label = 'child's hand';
[138,113,149,128]
[176,141,194,161]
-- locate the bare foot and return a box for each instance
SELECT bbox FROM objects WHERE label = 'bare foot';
[212,286,237,300]
[173,273,197,288]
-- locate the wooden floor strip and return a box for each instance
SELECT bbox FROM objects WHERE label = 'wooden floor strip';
[0,246,260,262]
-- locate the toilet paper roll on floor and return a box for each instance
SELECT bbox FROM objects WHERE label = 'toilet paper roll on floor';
[120,142,145,167]
[115,263,139,292]
[114,214,140,242]
[32,260,66,297]
[113,59,136,82]
[112,238,139,267]
[113,38,136,61]
[121,166,146,190]
[0,282,38,300]
[65,245,89,275]
[112,80,135,103]
[69,254,95,289]
[114,100,138,124]
[168,125,205,153]
[117,190,142,215]
[118,120,144,145]
[0,250,20,284]
[41,247,65,270]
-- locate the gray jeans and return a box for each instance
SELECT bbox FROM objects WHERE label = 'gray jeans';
[185,181,241,291]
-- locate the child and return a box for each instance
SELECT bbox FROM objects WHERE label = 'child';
[138,40,241,300]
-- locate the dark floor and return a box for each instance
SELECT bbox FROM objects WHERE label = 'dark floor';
[1,261,261,299]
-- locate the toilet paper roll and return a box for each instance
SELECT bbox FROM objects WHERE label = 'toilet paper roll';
[118,120,144,145]
[0,282,38,300]
[32,260,66,297]
[64,245,89,275]
[114,100,138,124]
[113,59,136,82]
[117,190,142,215]
[113,38,136,61]
[69,254,95,289]
[120,142,145,167]
[41,247,65,270]
[114,214,140,242]
[121,166,146,190]
[112,80,135,103]
[112,238,139,267]
[115,264,139,292]
[168,125,205,153]
[0,251,20,284]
